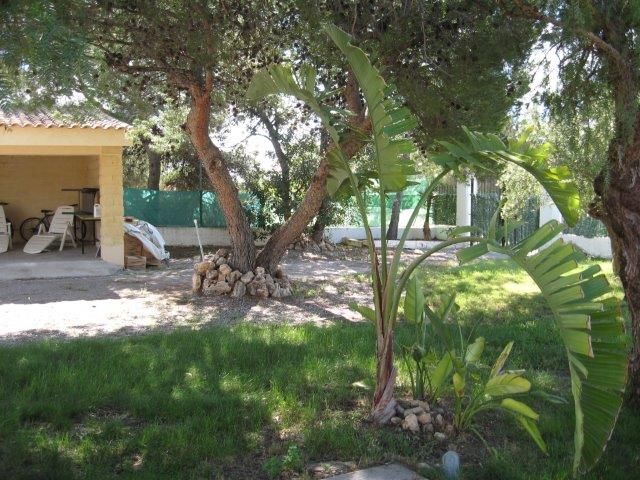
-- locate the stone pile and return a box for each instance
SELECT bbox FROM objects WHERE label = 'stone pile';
[192,249,292,299]
[289,234,337,253]
[391,399,455,441]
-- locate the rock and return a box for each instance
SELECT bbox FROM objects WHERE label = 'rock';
[211,281,232,295]
[423,423,434,433]
[270,284,283,299]
[417,412,431,425]
[240,271,255,284]
[395,404,405,416]
[205,269,218,281]
[218,264,232,276]
[215,256,227,267]
[192,273,202,293]
[407,399,421,407]
[194,262,210,275]
[280,287,292,297]
[435,414,444,428]
[228,270,243,284]
[417,400,430,412]
[215,248,228,257]
[390,416,402,426]
[255,266,265,275]
[231,280,246,298]
[265,274,276,295]
[202,281,216,296]
[434,432,447,443]
[402,413,420,433]
[404,406,424,417]
[445,424,455,436]
[274,267,286,279]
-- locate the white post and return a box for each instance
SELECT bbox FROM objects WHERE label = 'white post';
[456,176,473,230]
[539,191,563,226]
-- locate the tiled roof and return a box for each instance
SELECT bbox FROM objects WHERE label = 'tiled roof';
[0,108,130,130]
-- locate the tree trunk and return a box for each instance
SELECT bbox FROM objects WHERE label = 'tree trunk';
[146,149,162,190]
[371,330,398,423]
[595,145,640,404]
[256,72,369,273]
[594,45,640,403]
[387,191,402,240]
[311,198,330,244]
[185,76,255,273]
[423,193,433,240]
[256,110,292,220]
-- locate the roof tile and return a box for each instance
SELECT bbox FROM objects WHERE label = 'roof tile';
[0,108,129,130]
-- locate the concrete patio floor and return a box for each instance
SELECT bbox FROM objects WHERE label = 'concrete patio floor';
[0,244,120,280]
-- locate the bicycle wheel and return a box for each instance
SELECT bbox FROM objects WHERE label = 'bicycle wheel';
[20,217,45,242]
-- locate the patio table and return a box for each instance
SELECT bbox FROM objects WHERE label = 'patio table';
[74,213,101,255]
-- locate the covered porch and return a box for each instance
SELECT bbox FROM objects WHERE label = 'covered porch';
[0,109,130,277]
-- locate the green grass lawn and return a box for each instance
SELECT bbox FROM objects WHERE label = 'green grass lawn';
[1,259,638,479]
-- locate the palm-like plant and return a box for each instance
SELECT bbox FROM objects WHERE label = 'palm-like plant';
[247,24,627,476]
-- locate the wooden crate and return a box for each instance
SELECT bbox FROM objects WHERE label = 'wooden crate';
[124,233,162,266]
[125,255,146,270]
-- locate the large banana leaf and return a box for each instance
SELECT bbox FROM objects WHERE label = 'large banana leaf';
[433,128,581,226]
[457,221,627,475]
[324,24,415,192]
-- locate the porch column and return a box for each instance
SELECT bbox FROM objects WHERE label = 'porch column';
[456,176,473,230]
[99,146,124,266]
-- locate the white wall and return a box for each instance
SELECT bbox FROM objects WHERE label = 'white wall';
[157,227,231,246]
[561,234,612,259]
[324,225,453,243]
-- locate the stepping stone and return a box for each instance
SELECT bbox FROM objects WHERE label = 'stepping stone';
[327,463,425,480]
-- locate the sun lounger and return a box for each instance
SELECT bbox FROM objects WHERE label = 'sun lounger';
[0,205,11,253]
[23,206,76,254]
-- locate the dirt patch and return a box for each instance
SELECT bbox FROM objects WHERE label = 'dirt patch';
[0,246,458,345]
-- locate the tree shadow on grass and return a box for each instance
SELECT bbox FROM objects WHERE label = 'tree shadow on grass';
[0,323,375,479]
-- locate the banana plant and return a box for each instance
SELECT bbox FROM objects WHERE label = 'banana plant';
[247,24,627,476]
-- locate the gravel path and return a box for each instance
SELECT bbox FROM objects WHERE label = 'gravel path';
[0,248,458,344]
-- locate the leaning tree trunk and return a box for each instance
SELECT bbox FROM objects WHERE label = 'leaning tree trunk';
[386,191,403,240]
[422,193,433,240]
[185,76,255,273]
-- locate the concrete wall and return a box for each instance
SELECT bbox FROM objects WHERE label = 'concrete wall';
[0,154,98,229]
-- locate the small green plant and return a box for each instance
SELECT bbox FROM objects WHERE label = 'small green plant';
[451,340,546,454]
[263,444,303,479]
[402,280,547,452]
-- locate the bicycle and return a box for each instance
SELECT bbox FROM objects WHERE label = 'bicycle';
[20,204,84,242]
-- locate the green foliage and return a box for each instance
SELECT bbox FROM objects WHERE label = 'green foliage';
[457,221,628,475]
[249,22,624,475]
[433,128,581,226]
[401,282,546,453]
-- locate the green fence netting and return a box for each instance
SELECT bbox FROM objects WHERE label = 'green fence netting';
[123,189,258,228]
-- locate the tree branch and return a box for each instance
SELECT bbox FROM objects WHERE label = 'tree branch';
[505,0,628,72]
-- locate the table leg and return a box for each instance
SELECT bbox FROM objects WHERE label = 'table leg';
[81,220,85,254]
